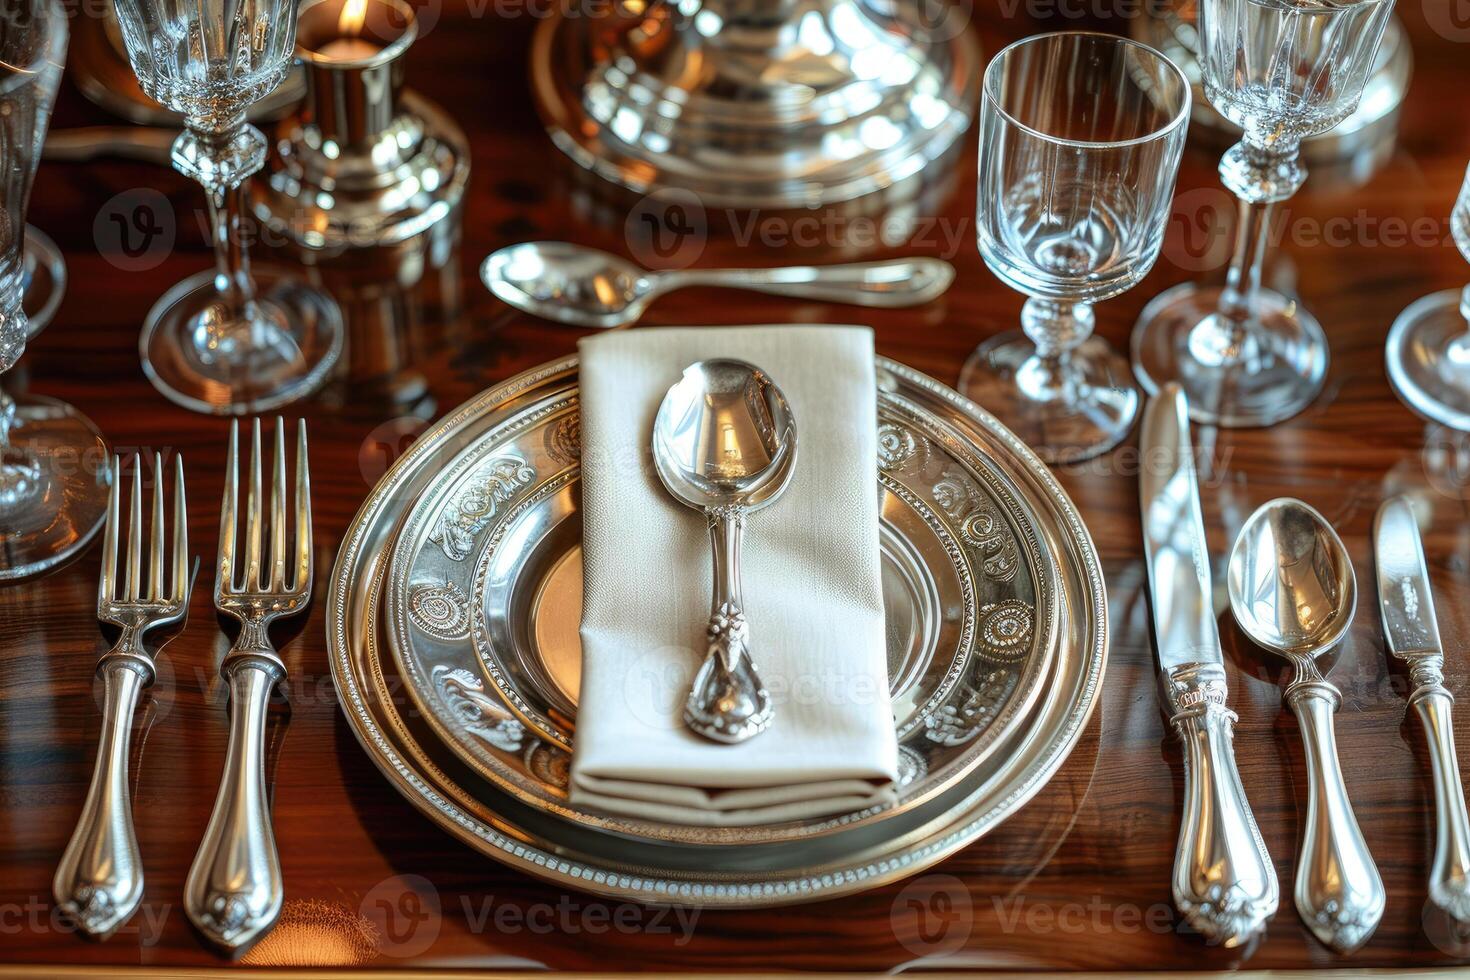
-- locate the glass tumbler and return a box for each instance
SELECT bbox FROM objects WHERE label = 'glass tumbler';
[0,0,110,580]
[1131,0,1394,427]
[962,31,1191,464]
[113,0,344,415]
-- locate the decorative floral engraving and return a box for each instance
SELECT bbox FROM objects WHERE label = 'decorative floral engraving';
[975,599,1034,663]
[876,422,925,472]
[198,891,254,944]
[896,745,928,787]
[924,666,1019,746]
[429,457,536,560]
[60,885,118,934]
[408,582,470,639]
[433,665,526,751]
[525,742,571,789]
[546,413,581,465]
[960,507,1019,582]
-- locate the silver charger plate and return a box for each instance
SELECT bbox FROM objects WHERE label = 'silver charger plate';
[328,355,1108,906]
[382,365,1057,846]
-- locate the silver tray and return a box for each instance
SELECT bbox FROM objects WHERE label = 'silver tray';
[328,356,1108,906]
[383,366,1056,846]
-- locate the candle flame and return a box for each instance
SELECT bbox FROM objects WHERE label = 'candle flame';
[338,0,368,36]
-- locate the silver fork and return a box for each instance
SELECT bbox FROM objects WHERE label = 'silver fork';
[54,453,190,938]
[185,418,311,950]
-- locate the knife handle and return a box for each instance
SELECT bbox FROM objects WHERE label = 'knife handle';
[1164,663,1279,947]
[1408,659,1470,924]
[1286,679,1385,953]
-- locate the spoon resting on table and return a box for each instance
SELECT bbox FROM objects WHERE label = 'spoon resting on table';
[480,241,955,329]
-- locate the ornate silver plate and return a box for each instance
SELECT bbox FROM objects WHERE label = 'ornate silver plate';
[383,369,1054,846]
[329,356,1107,906]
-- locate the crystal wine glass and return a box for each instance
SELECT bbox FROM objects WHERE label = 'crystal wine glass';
[112,0,343,415]
[961,31,1191,464]
[0,0,111,580]
[1385,164,1470,429]
[1131,0,1394,427]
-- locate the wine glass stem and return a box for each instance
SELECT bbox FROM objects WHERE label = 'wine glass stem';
[203,179,261,332]
[1217,195,1275,329]
[1189,140,1307,366]
[1019,296,1095,399]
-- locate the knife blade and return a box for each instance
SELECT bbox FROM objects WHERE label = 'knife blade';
[1139,383,1277,948]
[1374,495,1470,924]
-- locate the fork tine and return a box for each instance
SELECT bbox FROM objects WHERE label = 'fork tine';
[149,453,165,601]
[294,419,312,594]
[245,418,264,592]
[124,454,142,602]
[98,456,119,609]
[217,420,239,599]
[270,417,287,592]
[172,453,188,605]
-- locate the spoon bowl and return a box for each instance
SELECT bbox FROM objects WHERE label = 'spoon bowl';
[652,359,797,744]
[482,242,649,329]
[1226,497,1356,662]
[653,360,797,513]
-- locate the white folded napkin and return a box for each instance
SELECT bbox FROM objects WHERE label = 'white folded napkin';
[571,324,898,826]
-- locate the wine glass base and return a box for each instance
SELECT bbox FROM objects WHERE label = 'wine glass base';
[0,395,110,583]
[139,267,344,416]
[1131,281,1327,427]
[1385,288,1470,431]
[22,225,67,339]
[958,331,1140,465]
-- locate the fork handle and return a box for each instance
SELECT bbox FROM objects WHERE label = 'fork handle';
[185,654,285,950]
[53,653,152,937]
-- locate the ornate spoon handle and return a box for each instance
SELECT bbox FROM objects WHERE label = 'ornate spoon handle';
[1164,663,1278,947]
[1287,679,1385,953]
[658,257,953,308]
[185,652,285,949]
[1409,663,1470,923]
[53,654,151,937]
[682,507,772,744]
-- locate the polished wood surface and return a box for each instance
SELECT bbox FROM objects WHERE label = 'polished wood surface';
[6,1,1470,971]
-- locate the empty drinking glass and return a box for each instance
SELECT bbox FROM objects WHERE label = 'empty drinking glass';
[113,0,343,414]
[962,31,1190,464]
[1385,163,1470,429]
[0,0,110,579]
[1131,0,1394,427]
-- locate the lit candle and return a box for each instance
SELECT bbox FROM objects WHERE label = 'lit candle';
[311,0,381,61]
[313,35,382,60]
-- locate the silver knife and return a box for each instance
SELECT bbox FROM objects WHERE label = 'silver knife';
[1374,495,1470,924]
[1140,383,1278,947]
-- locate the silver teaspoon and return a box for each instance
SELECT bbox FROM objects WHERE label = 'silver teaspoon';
[480,241,955,329]
[652,359,797,744]
[1227,498,1384,953]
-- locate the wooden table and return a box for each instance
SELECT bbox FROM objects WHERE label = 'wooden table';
[6,2,1470,973]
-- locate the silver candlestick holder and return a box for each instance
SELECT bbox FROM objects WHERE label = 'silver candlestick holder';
[532,0,980,209]
[251,0,469,254]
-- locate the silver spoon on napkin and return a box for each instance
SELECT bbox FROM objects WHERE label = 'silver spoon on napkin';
[652,359,797,743]
[481,241,955,329]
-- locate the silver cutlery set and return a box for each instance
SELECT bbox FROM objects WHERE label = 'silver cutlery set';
[1143,384,1470,951]
[53,420,313,949]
